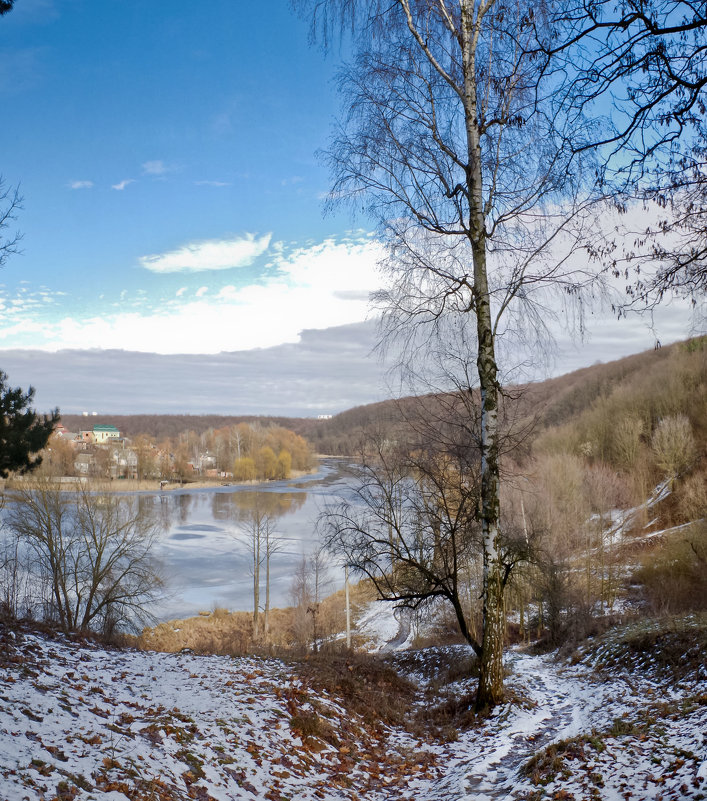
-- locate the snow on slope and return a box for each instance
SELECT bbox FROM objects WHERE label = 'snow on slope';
[1,620,705,801]
[354,601,415,653]
[0,626,439,801]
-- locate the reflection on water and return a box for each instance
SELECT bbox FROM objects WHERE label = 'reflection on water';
[149,458,355,621]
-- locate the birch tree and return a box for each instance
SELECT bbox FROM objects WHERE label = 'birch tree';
[237,505,282,640]
[297,0,599,708]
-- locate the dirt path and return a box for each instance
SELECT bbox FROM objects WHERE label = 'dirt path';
[381,608,412,652]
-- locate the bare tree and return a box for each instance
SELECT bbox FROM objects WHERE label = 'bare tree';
[0,178,22,270]
[289,545,332,652]
[262,514,284,638]
[651,414,697,482]
[4,481,163,634]
[544,0,707,309]
[236,505,282,640]
[243,508,263,639]
[290,554,313,650]
[297,0,599,708]
[322,379,531,658]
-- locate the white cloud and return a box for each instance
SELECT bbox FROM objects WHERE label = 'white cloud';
[139,233,273,274]
[68,180,93,190]
[0,235,383,355]
[194,180,231,187]
[111,179,135,191]
[142,160,173,176]
[0,231,699,366]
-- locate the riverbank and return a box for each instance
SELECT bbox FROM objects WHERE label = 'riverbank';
[3,467,317,494]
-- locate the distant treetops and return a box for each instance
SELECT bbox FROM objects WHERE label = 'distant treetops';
[231,423,312,482]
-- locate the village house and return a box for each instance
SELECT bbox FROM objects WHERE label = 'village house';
[92,424,121,444]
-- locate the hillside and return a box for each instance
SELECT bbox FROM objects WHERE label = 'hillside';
[1,616,704,800]
[305,336,707,454]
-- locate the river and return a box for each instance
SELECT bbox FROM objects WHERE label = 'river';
[150,457,356,621]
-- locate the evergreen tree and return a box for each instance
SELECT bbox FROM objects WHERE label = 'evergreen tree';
[0,371,58,477]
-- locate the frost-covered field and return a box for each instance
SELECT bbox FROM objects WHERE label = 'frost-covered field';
[0,618,705,800]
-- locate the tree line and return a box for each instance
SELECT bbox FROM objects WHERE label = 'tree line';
[37,421,315,483]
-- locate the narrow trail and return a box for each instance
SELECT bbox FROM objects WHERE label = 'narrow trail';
[460,656,578,799]
[381,608,412,652]
[420,652,598,801]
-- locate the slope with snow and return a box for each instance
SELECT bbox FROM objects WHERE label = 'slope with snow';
[0,625,438,801]
[0,617,705,801]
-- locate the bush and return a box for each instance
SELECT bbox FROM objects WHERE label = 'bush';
[651,414,696,479]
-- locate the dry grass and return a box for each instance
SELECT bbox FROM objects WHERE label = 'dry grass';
[135,607,295,655]
[291,652,417,731]
[135,579,380,656]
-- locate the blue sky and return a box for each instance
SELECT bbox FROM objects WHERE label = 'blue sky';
[0,0,699,415]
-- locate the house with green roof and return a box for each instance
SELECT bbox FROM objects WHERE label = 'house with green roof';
[80,424,121,444]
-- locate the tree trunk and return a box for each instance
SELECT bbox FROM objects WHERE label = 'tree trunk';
[252,529,260,640]
[460,0,506,710]
[475,291,505,710]
[264,541,270,639]
[470,155,504,707]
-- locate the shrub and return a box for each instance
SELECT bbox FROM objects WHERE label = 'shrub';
[651,414,696,479]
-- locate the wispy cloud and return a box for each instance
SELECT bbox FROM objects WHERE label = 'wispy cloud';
[194,180,231,187]
[111,179,135,191]
[142,160,174,176]
[139,233,273,274]
[68,180,93,190]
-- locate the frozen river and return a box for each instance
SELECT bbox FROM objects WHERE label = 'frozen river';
[151,458,356,620]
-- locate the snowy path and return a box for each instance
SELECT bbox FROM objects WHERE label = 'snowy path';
[407,648,707,801]
[380,609,412,653]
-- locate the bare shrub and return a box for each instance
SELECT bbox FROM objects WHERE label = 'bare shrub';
[613,415,645,470]
[651,414,696,479]
[293,652,416,731]
[677,471,707,521]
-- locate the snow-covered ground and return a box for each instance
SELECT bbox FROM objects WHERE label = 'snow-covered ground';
[0,618,704,800]
[354,601,415,653]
